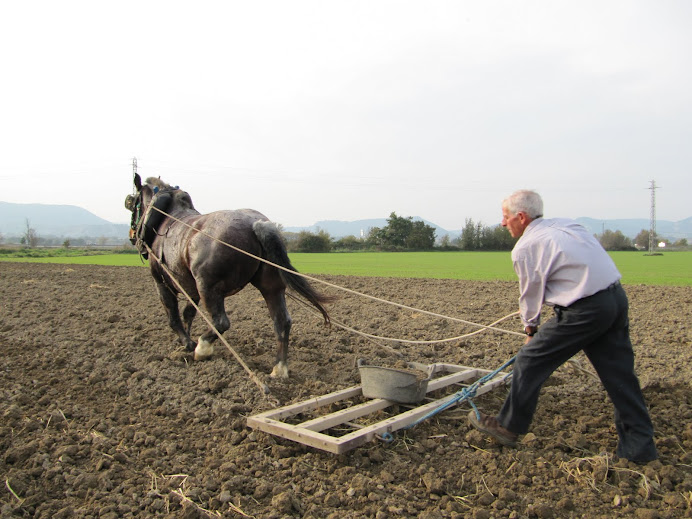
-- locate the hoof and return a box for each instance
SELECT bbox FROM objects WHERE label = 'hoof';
[270,361,289,379]
[194,338,214,361]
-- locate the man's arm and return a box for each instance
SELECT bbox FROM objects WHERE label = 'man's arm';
[513,251,545,329]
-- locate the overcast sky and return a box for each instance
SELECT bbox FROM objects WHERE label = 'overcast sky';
[1,1,690,230]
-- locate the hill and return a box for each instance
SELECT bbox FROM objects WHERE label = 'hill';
[1,201,690,243]
[285,217,692,241]
[0,202,130,242]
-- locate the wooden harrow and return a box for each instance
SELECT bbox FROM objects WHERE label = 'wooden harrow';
[247,363,510,454]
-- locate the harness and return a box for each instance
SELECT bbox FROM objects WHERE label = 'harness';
[127,189,173,259]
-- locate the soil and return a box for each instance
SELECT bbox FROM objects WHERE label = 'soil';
[1,262,691,519]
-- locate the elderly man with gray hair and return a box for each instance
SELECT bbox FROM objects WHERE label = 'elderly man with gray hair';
[468,190,657,464]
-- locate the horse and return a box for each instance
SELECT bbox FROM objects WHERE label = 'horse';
[124,173,331,378]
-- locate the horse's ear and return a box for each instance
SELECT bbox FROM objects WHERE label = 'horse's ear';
[134,173,142,191]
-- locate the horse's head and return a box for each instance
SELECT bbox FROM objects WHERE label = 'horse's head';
[125,173,156,245]
[125,173,197,252]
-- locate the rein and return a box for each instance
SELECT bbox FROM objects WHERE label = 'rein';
[143,242,277,403]
[129,186,596,427]
[130,188,178,259]
[146,203,526,340]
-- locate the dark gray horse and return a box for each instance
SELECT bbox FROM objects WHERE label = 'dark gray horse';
[124,173,331,378]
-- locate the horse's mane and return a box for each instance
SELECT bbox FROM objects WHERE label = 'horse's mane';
[145,177,196,211]
[145,176,173,191]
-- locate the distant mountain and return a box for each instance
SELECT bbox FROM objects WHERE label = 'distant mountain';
[285,216,692,241]
[0,202,129,239]
[1,200,690,243]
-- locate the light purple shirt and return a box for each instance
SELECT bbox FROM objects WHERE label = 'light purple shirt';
[512,218,622,327]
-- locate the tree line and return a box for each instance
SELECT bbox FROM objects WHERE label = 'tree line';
[284,213,517,252]
[599,229,687,251]
[282,212,688,253]
[3,215,687,253]
[0,219,129,248]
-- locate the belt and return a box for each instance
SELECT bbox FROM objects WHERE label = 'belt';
[604,280,621,291]
[554,281,621,311]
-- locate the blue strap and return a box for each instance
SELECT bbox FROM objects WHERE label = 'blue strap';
[377,356,516,443]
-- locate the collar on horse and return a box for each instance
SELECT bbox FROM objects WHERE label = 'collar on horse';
[128,187,174,259]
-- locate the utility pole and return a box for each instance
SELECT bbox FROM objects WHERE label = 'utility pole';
[132,157,138,178]
[648,180,659,254]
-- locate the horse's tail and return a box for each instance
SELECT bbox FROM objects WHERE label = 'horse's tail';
[252,221,332,324]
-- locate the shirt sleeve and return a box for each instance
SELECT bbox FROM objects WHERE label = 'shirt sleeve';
[513,248,545,327]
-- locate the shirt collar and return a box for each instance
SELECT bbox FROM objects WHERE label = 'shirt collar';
[520,217,543,239]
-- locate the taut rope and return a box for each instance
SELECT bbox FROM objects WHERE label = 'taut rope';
[288,293,519,345]
[148,205,526,340]
[143,243,276,403]
[142,204,596,419]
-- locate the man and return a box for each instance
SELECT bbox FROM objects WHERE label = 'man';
[468,189,657,463]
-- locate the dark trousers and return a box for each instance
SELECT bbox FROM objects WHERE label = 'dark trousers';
[497,282,658,462]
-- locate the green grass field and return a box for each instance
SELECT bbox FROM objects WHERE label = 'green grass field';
[288,252,516,280]
[2,250,690,286]
[0,254,145,267]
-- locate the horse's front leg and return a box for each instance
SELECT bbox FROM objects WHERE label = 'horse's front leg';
[263,290,292,379]
[193,295,229,361]
[155,282,196,352]
[182,302,197,338]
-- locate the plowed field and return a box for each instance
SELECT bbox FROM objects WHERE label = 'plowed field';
[1,263,691,518]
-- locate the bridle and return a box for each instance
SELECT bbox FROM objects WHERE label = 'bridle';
[125,184,178,259]
[125,191,146,246]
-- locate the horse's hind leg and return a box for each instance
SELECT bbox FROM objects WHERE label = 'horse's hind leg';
[194,294,230,361]
[262,289,292,379]
[156,282,196,352]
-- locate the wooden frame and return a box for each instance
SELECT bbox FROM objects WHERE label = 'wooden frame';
[247,363,510,454]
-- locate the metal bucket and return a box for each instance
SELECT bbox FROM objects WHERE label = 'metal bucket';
[357,359,432,404]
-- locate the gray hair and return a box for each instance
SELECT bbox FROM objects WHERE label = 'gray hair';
[502,190,543,219]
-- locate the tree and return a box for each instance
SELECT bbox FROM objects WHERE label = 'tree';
[23,219,39,248]
[672,238,688,248]
[281,231,300,252]
[598,230,634,251]
[365,213,436,250]
[457,219,514,251]
[459,218,479,250]
[365,226,386,249]
[406,220,436,250]
[634,229,651,249]
[438,234,455,250]
[333,235,365,251]
[480,224,515,250]
[634,229,671,249]
[384,212,413,248]
[295,229,332,253]
[63,239,71,249]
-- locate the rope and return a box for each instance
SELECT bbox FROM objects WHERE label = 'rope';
[379,355,517,443]
[139,194,597,421]
[412,356,515,427]
[143,243,276,403]
[288,292,519,345]
[148,205,526,339]
[286,293,402,356]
